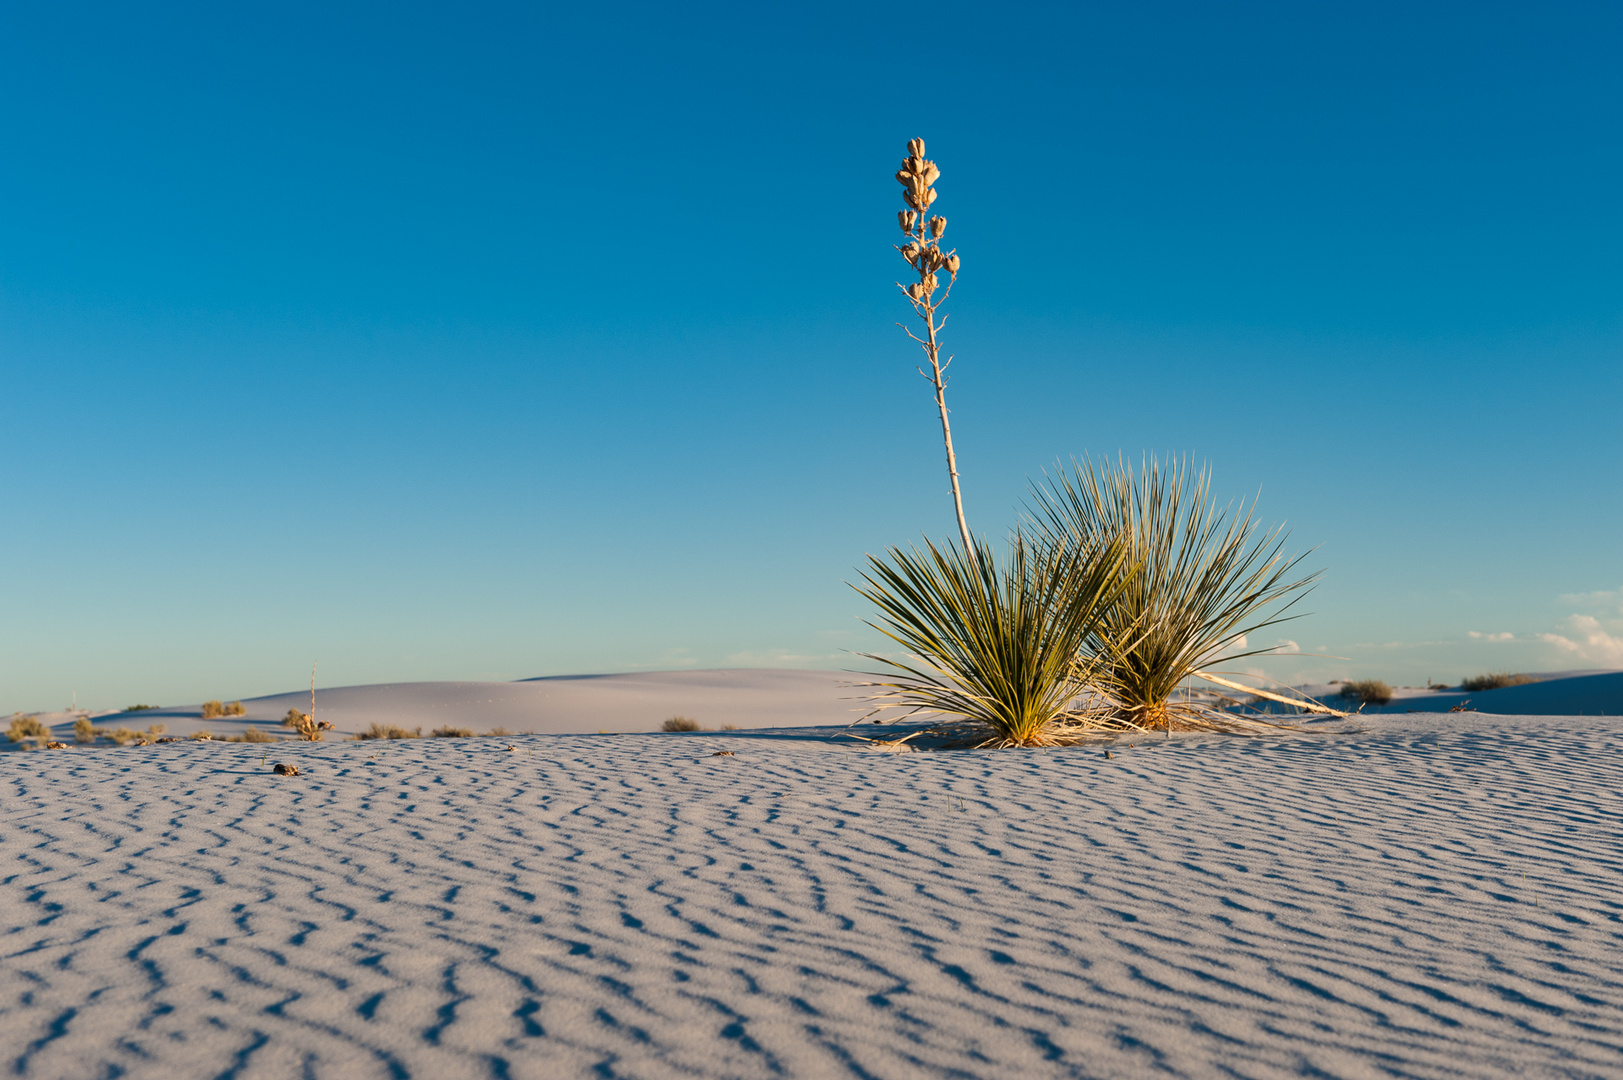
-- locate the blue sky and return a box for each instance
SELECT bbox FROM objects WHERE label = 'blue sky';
[2,1,1620,710]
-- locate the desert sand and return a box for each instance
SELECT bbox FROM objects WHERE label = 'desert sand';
[18,668,859,743]
[3,709,1620,1079]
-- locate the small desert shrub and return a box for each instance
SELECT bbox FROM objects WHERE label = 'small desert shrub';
[224,701,246,717]
[431,726,474,738]
[486,726,512,737]
[74,717,98,744]
[232,727,275,743]
[8,714,49,744]
[720,724,740,731]
[661,716,701,732]
[1338,679,1393,706]
[281,709,333,741]
[201,700,225,719]
[146,723,167,736]
[355,723,421,740]
[1460,672,1535,693]
[107,726,142,746]
[125,704,156,712]
[189,731,214,741]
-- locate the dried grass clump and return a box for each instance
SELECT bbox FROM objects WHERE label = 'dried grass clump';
[355,723,421,740]
[281,709,334,741]
[1460,672,1535,692]
[7,714,49,746]
[224,701,246,716]
[231,727,275,743]
[74,717,97,744]
[1030,456,1318,733]
[431,726,474,738]
[661,716,702,732]
[853,531,1131,748]
[201,700,225,719]
[107,726,142,746]
[1338,679,1393,706]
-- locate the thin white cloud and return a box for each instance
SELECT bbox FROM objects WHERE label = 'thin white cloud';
[1556,588,1623,613]
[1467,631,1515,642]
[1538,615,1623,665]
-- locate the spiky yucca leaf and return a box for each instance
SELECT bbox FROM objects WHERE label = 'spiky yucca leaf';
[1032,456,1319,730]
[853,531,1129,746]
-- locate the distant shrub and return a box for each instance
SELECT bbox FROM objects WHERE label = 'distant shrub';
[720,724,740,731]
[201,700,225,719]
[125,704,156,712]
[355,723,421,740]
[107,726,141,746]
[661,716,701,732]
[431,726,474,738]
[146,723,167,736]
[74,717,98,744]
[7,714,49,744]
[233,727,275,743]
[224,701,246,717]
[1337,679,1393,706]
[189,731,214,741]
[281,709,333,741]
[486,726,512,737]
[1460,672,1535,693]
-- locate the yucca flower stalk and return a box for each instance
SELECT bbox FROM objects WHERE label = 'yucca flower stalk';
[853,530,1132,747]
[893,138,973,561]
[1031,456,1320,731]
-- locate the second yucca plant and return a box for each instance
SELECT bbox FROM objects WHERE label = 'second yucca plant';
[1032,456,1319,730]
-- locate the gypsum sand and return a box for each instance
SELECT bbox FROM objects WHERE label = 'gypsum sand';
[1,713,1620,1080]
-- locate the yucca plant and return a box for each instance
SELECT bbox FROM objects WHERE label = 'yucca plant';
[853,530,1132,747]
[1031,456,1319,731]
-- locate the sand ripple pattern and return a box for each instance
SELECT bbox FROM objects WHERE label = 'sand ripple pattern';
[2,716,1621,1079]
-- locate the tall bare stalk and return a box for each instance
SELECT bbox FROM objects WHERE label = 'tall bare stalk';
[893,138,972,561]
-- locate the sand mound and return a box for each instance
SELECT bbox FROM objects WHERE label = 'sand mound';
[26,668,860,742]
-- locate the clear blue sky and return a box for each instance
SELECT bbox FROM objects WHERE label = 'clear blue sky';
[2,1,1619,711]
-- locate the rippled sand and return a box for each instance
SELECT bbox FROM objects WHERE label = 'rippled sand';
[3,715,1619,1078]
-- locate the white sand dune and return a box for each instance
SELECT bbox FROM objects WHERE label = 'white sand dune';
[3,713,1620,1078]
[23,667,1622,749]
[29,669,862,742]
[1286,669,1623,717]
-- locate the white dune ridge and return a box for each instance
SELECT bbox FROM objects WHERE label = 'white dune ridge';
[19,666,1623,747]
[2,711,1621,1078]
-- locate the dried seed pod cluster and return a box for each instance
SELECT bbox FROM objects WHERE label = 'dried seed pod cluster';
[894,138,960,302]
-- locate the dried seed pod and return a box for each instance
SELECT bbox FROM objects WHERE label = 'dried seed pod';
[907,137,925,158]
[898,210,916,233]
[922,162,940,186]
[922,188,938,207]
[922,272,939,292]
[900,241,920,262]
[903,188,920,210]
[906,282,925,300]
[929,216,946,238]
[945,254,961,274]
